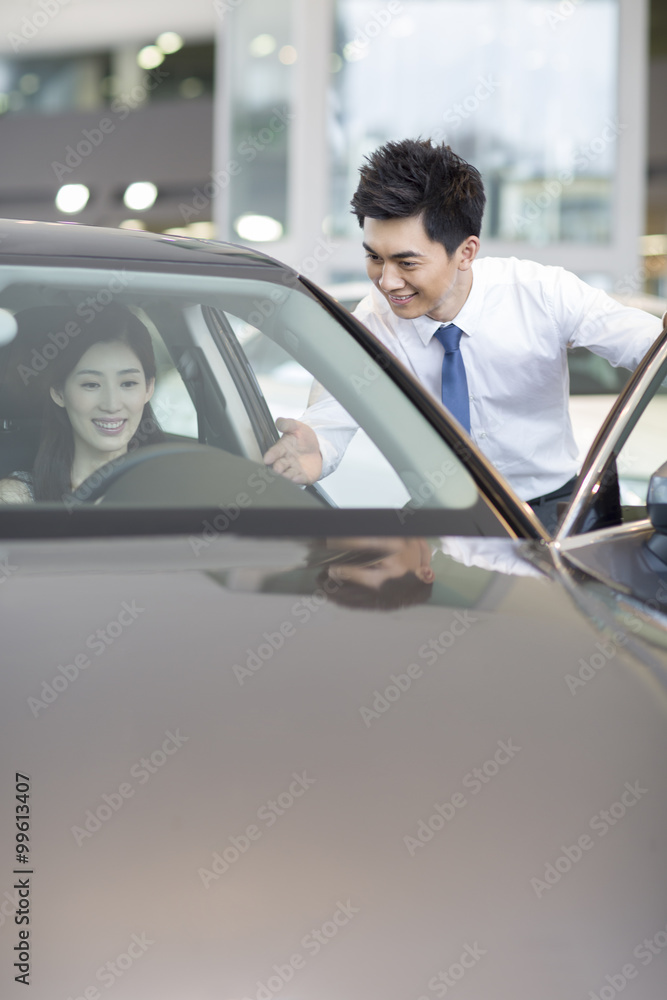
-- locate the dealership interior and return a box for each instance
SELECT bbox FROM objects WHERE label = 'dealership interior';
[0,0,666,294]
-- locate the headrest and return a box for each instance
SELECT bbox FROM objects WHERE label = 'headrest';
[0,307,85,420]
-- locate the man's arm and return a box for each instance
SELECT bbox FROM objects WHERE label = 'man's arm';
[553,267,663,368]
[263,382,360,485]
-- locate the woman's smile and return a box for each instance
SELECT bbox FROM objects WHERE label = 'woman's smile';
[49,339,155,486]
[92,418,128,435]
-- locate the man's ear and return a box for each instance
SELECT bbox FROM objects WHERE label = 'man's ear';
[415,566,436,584]
[50,386,65,408]
[415,538,435,583]
[457,236,480,270]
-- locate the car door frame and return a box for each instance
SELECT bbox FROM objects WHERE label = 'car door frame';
[556,322,667,543]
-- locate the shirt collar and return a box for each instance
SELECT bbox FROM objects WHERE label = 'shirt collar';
[411,258,485,346]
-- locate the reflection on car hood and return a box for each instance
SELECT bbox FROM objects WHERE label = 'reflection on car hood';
[2,533,667,999]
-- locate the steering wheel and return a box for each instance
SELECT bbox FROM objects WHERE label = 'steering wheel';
[69,443,204,504]
[68,441,323,509]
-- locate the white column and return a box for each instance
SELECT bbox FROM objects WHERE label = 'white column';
[213,0,335,276]
[284,0,335,276]
[212,2,234,241]
[612,0,650,288]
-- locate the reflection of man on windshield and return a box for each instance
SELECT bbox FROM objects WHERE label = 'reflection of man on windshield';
[212,536,544,612]
[316,535,544,610]
[324,537,434,585]
[319,537,436,609]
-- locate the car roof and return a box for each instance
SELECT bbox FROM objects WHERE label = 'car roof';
[0,218,292,272]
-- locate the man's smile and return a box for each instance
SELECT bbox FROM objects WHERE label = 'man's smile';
[386,292,417,306]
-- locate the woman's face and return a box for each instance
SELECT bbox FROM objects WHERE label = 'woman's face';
[49,340,155,462]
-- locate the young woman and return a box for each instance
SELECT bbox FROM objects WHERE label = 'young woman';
[0,304,163,503]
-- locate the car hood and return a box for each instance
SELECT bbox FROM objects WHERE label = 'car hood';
[2,534,667,999]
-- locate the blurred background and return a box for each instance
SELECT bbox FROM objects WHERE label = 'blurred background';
[0,0,665,293]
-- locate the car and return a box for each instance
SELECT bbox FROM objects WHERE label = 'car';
[1,219,666,1000]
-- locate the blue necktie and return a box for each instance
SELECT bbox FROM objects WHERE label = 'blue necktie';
[433,324,470,433]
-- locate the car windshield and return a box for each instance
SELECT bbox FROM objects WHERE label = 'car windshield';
[0,264,508,534]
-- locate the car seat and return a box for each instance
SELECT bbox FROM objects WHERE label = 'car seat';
[0,306,75,480]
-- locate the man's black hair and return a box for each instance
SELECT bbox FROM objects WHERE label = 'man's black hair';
[315,567,433,611]
[350,138,485,256]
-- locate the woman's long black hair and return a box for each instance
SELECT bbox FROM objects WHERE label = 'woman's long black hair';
[31,304,164,501]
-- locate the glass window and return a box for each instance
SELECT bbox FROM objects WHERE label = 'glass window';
[330,0,619,245]
[226,0,293,241]
[228,310,412,507]
[0,45,213,118]
[0,265,504,532]
[568,353,667,533]
[614,380,667,510]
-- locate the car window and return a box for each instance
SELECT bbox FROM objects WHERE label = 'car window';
[558,335,667,537]
[614,380,667,511]
[0,265,509,535]
[567,347,632,396]
[227,311,413,508]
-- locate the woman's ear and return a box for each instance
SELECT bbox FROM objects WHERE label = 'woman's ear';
[144,377,155,403]
[49,386,65,408]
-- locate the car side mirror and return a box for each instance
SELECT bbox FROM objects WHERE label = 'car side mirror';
[646,461,667,564]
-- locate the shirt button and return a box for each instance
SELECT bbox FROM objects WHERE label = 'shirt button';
[469,394,475,401]
[479,431,487,439]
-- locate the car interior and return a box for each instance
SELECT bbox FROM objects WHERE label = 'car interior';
[0,295,324,510]
[0,265,487,521]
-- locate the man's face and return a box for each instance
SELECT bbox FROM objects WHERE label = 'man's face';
[324,537,434,589]
[362,215,477,323]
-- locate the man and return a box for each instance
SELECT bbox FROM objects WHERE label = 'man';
[263,139,662,530]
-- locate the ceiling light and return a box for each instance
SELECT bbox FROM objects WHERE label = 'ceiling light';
[123,182,158,212]
[156,32,183,54]
[55,184,90,214]
[278,45,297,65]
[137,45,164,70]
[234,214,283,242]
[249,34,276,57]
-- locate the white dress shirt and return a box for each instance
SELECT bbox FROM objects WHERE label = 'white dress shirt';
[302,256,662,500]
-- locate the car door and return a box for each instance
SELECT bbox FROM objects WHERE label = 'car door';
[553,323,667,643]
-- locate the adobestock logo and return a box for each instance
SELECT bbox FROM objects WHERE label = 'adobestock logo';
[588,918,667,1000]
[198,771,316,889]
[530,780,648,898]
[65,932,154,999]
[70,729,189,846]
[27,600,145,717]
[343,1,404,61]
[238,900,359,1000]
[403,739,521,857]
[416,942,487,999]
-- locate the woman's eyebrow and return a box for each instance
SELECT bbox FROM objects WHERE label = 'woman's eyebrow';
[74,368,142,376]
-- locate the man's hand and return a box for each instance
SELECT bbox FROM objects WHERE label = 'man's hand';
[263,418,323,484]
